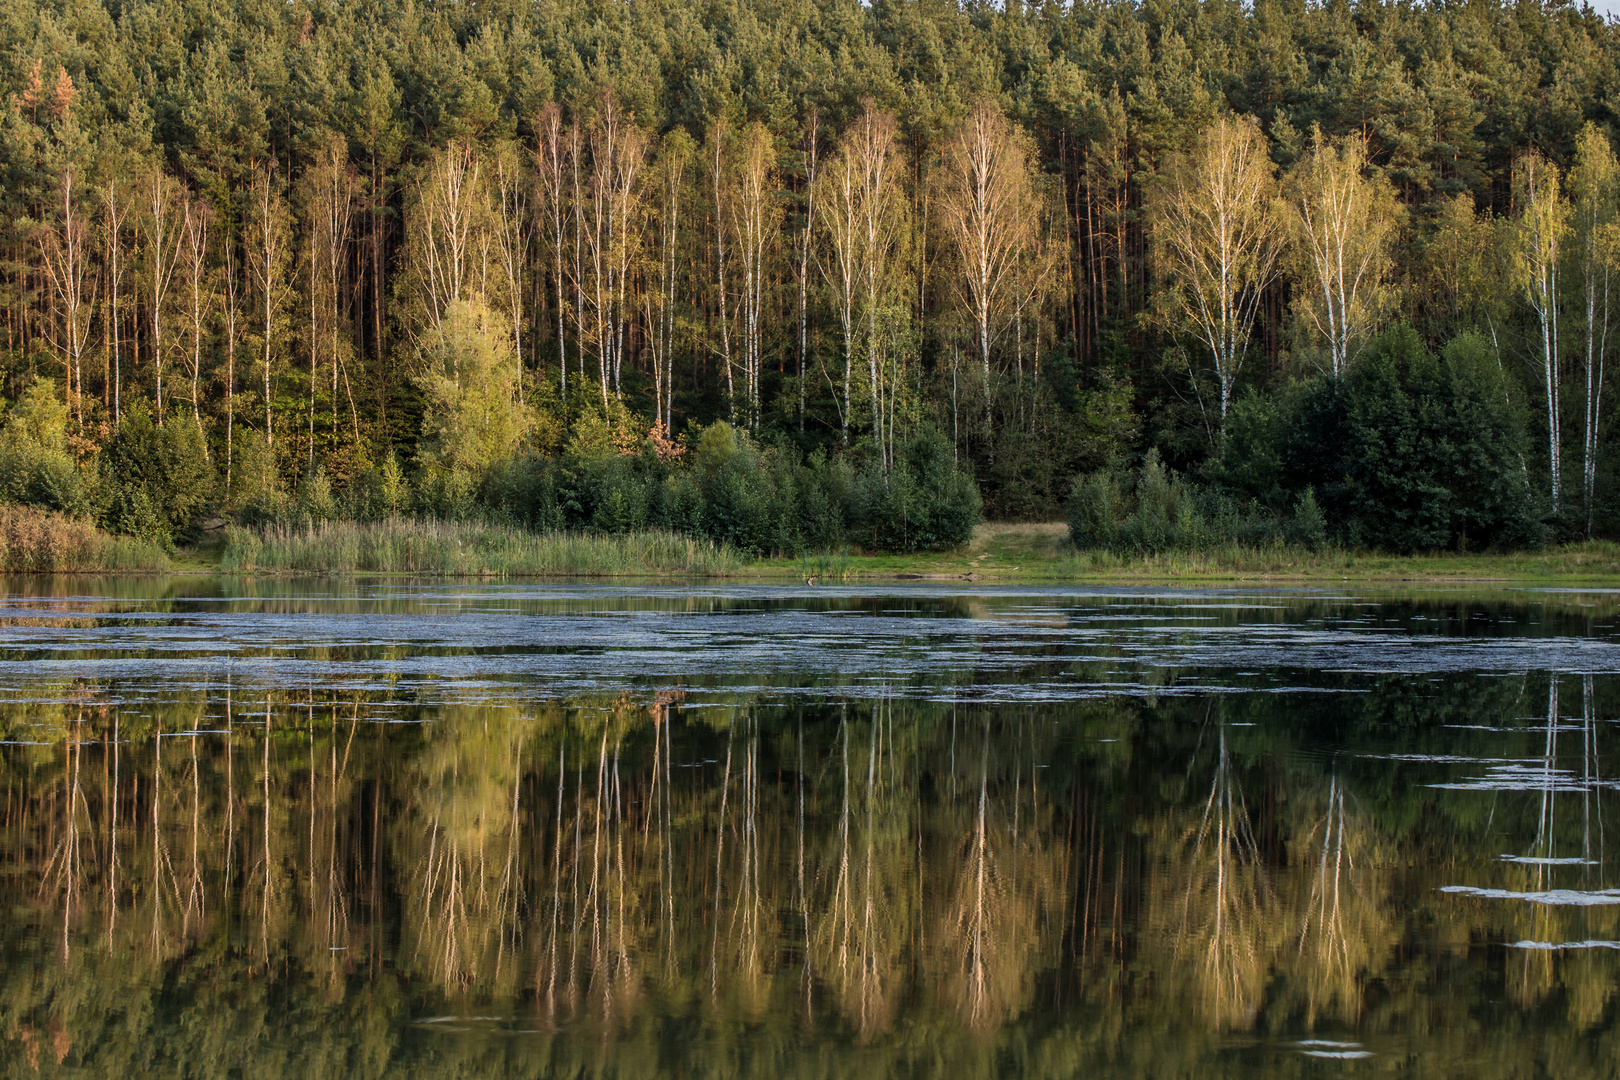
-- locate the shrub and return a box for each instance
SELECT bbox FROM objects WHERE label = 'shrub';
[101,403,215,544]
[1218,327,1542,552]
[1068,451,1295,553]
[0,378,91,516]
[697,436,777,556]
[414,299,534,474]
[850,429,981,553]
[294,466,338,525]
[0,504,169,572]
[1067,473,1119,549]
[226,428,286,523]
[1288,487,1327,550]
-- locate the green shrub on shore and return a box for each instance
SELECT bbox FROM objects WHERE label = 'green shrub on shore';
[1219,328,1541,551]
[470,421,979,557]
[219,519,743,577]
[0,504,170,573]
[1067,449,1321,555]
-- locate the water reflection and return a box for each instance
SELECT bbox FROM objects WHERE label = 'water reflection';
[3,585,1620,1076]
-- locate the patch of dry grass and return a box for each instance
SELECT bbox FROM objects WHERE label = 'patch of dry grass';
[0,505,170,573]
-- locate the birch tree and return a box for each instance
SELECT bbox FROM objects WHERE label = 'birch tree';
[305,136,358,462]
[707,120,736,422]
[646,129,691,430]
[411,140,483,336]
[534,102,571,395]
[140,168,185,422]
[582,93,647,406]
[179,194,211,440]
[851,106,903,468]
[727,122,778,431]
[37,162,95,431]
[489,141,531,389]
[816,131,861,443]
[246,166,293,450]
[1286,130,1396,376]
[1154,114,1285,426]
[100,180,130,421]
[938,103,1039,426]
[1567,124,1615,536]
[797,110,820,434]
[221,215,242,489]
[1513,151,1567,515]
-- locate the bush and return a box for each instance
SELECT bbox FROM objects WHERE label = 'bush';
[294,466,338,525]
[1067,450,1304,554]
[226,428,286,523]
[0,503,169,572]
[0,378,91,516]
[101,403,215,544]
[1067,473,1119,549]
[1288,487,1327,550]
[1221,326,1541,552]
[414,299,534,474]
[850,429,981,553]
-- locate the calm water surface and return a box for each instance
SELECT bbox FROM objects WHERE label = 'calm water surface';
[2,579,1620,1077]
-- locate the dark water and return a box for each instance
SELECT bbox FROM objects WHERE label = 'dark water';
[3,579,1620,1077]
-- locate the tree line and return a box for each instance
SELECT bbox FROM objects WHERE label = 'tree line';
[5,0,1620,546]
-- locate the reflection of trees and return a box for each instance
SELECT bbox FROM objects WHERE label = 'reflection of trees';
[1283,774,1392,1026]
[1159,725,1275,1031]
[810,707,913,1037]
[399,705,530,997]
[20,672,1620,1075]
[1503,676,1619,1020]
[931,717,1064,1030]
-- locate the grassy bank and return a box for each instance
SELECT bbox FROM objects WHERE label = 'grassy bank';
[219,519,744,577]
[766,523,1620,583]
[0,505,171,573]
[29,514,1620,583]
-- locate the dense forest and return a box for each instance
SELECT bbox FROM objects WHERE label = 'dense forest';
[4,0,1620,552]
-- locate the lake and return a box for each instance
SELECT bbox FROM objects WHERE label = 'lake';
[1,579,1618,1077]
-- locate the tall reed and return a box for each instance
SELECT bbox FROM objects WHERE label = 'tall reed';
[220,518,746,577]
[0,505,171,573]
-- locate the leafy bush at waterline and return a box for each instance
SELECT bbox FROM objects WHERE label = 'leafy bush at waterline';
[1220,328,1542,552]
[1068,449,1324,555]
[477,423,978,556]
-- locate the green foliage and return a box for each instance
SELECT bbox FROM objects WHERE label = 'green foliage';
[7,0,1614,549]
[1221,328,1542,553]
[1288,487,1327,551]
[1068,449,1316,554]
[100,404,215,545]
[294,465,338,525]
[851,429,982,553]
[1067,473,1120,549]
[0,379,91,516]
[226,429,287,524]
[414,300,534,477]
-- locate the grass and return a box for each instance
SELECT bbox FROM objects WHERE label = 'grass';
[758,522,1620,584]
[18,510,1618,584]
[219,518,745,577]
[0,504,171,573]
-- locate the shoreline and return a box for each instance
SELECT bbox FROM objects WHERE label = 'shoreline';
[10,520,1620,587]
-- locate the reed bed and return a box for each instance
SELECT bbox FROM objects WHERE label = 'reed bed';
[220,518,746,577]
[0,504,171,573]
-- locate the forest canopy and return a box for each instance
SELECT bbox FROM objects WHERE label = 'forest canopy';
[3,0,1620,552]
